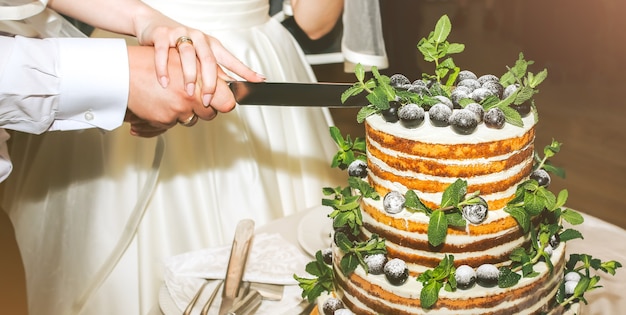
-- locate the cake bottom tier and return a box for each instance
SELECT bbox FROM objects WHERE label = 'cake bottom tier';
[323,242,576,315]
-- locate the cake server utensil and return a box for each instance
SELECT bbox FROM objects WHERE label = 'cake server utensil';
[218,219,255,315]
[228,81,367,107]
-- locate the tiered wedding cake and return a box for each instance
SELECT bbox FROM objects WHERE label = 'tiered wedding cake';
[295,15,620,315]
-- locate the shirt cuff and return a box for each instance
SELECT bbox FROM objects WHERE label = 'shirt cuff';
[54,38,129,131]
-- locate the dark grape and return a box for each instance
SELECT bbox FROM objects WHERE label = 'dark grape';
[389,74,410,88]
[429,103,453,127]
[381,101,401,123]
[398,103,425,128]
[530,169,551,187]
[484,108,506,129]
[347,159,367,178]
[384,258,409,286]
[449,109,479,135]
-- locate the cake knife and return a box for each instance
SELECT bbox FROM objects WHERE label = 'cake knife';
[228,81,367,107]
[218,219,255,315]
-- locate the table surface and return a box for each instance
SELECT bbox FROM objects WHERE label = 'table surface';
[256,207,626,315]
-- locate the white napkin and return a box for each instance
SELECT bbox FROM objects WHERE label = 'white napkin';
[162,233,312,314]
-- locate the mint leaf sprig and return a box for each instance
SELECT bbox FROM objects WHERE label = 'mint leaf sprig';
[329,126,366,170]
[416,254,457,309]
[294,250,335,303]
[416,14,465,89]
[404,179,486,247]
[557,254,623,307]
[534,139,566,178]
[341,64,396,123]
[322,177,379,236]
[481,53,548,127]
[335,233,387,275]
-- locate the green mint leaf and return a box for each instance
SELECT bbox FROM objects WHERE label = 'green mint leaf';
[440,179,467,208]
[356,105,378,123]
[418,40,438,62]
[334,232,353,251]
[529,69,548,88]
[559,228,583,242]
[404,190,431,213]
[600,261,623,275]
[420,281,442,309]
[500,104,524,127]
[341,85,364,104]
[561,208,584,225]
[340,253,360,275]
[498,267,522,288]
[432,15,451,43]
[446,43,465,54]
[446,212,467,227]
[428,210,448,247]
[355,63,365,82]
[505,206,530,232]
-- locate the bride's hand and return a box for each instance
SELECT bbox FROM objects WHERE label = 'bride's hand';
[133,10,265,106]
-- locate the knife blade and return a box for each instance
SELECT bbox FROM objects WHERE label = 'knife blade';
[218,219,255,315]
[228,81,367,107]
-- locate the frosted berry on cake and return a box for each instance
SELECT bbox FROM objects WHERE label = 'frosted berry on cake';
[295,15,621,315]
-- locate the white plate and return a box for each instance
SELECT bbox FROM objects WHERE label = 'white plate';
[297,205,333,257]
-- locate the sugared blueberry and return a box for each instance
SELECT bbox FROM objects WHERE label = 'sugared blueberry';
[347,159,368,178]
[408,84,429,95]
[450,89,470,108]
[477,74,500,85]
[384,258,409,286]
[383,191,405,214]
[462,203,488,225]
[389,74,411,88]
[502,84,519,99]
[449,109,479,135]
[433,95,453,109]
[483,108,506,129]
[530,169,551,187]
[464,103,484,123]
[429,103,453,127]
[564,271,581,283]
[469,87,495,103]
[381,101,401,123]
[476,264,499,287]
[455,265,477,289]
[412,79,428,88]
[457,78,481,91]
[322,247,333,265]
[398,103,425,128]
[364,253,387,275]
[457,70,478,82]
[482,81,504,98]
[564,280,578,296]
[322,297,345,315]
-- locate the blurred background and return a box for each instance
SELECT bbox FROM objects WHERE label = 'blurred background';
[2,0,625,313]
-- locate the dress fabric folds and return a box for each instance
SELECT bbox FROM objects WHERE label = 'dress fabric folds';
[2,0,346,314]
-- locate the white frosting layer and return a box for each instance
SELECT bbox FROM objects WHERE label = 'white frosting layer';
[365,110,537,145]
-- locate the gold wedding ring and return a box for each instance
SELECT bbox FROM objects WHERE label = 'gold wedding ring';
[179,113,198,127]
[175,36,194,50]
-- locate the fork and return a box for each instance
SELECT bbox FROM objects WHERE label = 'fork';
[182,280,223,315]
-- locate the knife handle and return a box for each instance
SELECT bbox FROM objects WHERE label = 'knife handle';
[223,219,255,299]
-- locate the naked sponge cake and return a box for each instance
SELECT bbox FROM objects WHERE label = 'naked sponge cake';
[294,15,621,315]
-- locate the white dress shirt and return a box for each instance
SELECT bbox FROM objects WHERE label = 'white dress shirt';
[0,35,130,182]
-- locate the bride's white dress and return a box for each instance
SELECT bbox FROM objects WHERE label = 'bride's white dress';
[2,1,351,314]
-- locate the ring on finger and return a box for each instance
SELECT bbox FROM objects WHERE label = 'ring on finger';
[175,36,194,50]
[179,113,198,127]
